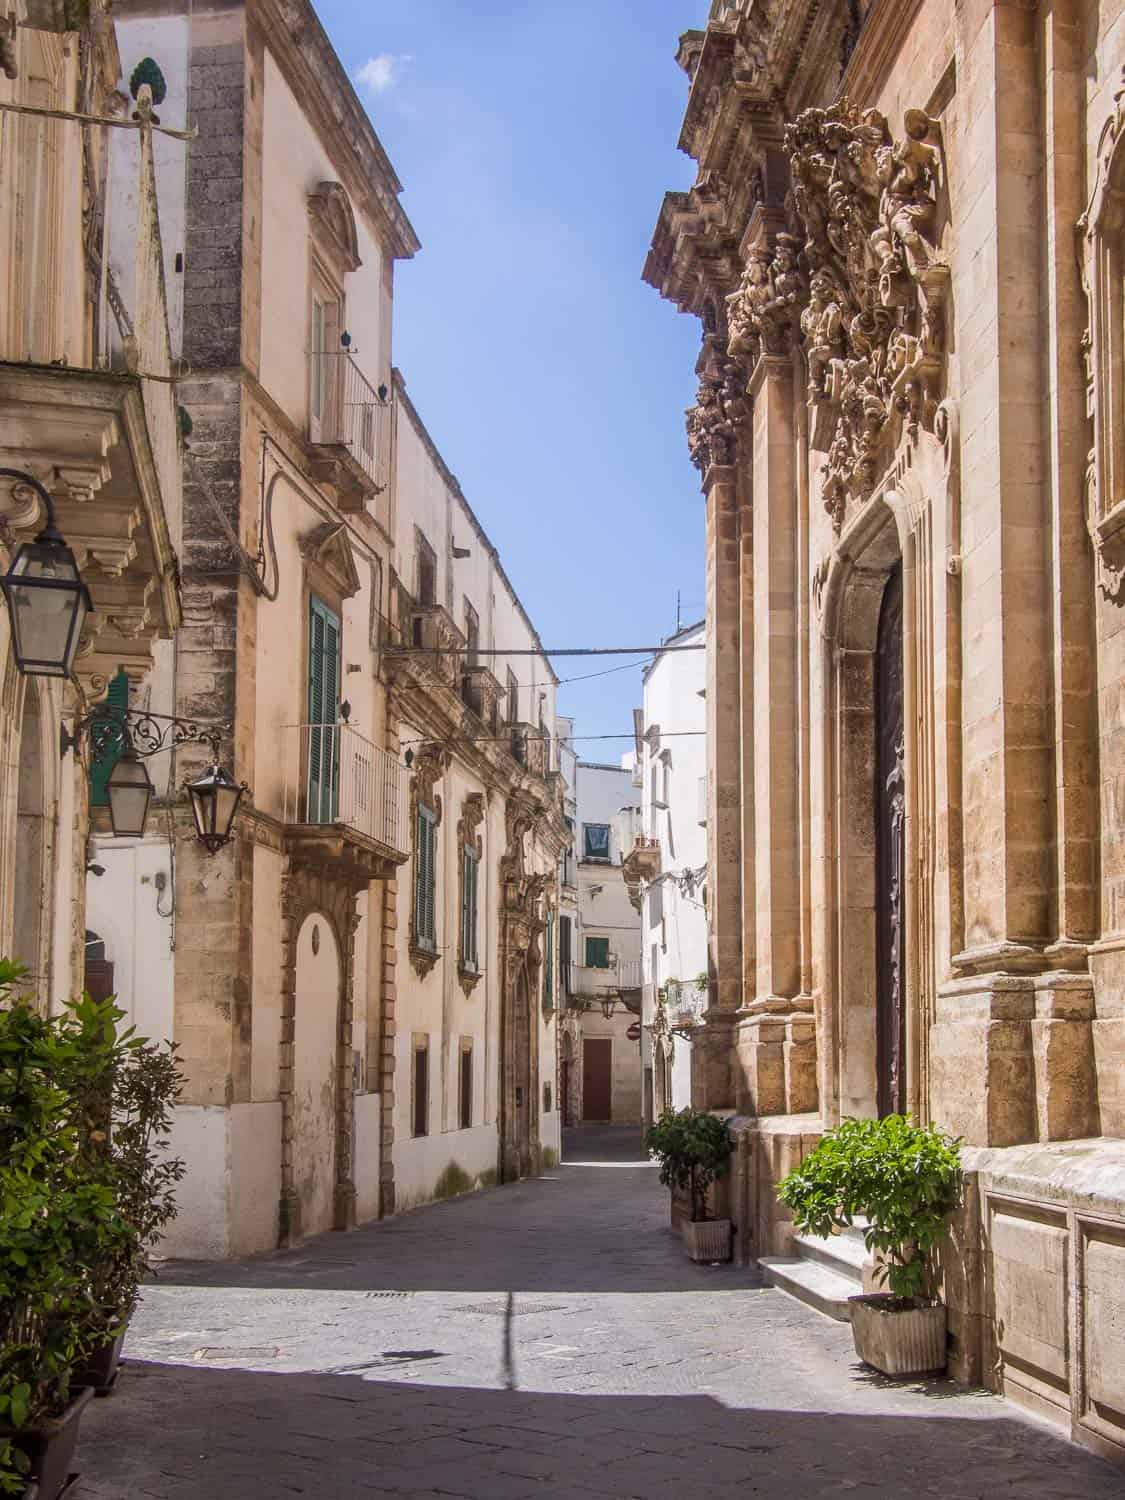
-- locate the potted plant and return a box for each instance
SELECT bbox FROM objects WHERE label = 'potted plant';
[778,1114,962,1377]
[75,1035,184,1395]
[0,970,133,1498]
[644,1107,733,1262]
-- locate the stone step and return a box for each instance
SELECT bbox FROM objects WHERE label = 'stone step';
[759,1255,858,1322]
[792,1231,868,1285]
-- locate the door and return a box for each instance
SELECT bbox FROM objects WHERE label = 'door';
[307,596,340,824]
[582,1037,612,1122]
[310,276,342,445]
[875,563,906,1117]
[514,969,532,1175]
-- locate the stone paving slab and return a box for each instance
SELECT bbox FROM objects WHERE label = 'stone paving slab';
[78,1125,1123,1499]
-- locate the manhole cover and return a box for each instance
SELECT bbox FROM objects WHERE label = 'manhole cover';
[460,1302,565,1317]
[193,1347,280,1361]
[364,1290,413,1299]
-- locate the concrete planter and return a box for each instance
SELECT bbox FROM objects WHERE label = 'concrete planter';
[682,1217,732,1263]
[849,1294,947,1377]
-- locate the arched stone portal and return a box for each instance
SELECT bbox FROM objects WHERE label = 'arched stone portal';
[292,911,342,1239]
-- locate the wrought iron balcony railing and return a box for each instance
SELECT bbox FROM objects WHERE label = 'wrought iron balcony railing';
[309,350,391,493]
[282,723,408,857]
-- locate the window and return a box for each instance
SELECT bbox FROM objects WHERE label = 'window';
[459,1041,473,1130]
[464,601,480,666]
[307,597,340,824]
[414,804,437,950]
[461,846,479,971]
[417,534,437,607]
[583,823,610,861]
[506,668,519,725]
[543,910,554,1011]
[585,935,610,969]
[413,1038,429,1137]
[89,669,129,807]
[559,914,572,996]
[310,269,343,444]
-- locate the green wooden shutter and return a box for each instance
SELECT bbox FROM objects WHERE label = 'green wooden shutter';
[462,849,478,969]
[586,935,609,969]
[416,806,436,948]
[89,669,129,807]
[543,914,554,1010]
[307,596,340,823]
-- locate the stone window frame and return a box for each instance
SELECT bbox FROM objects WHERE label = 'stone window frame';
[1081,75,1125,602]
[411,1031,430,1138]
[306,182,362,447]
[408,742,449,980]
[457,791,485,997]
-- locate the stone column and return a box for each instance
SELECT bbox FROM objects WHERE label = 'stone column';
[736,354,807,1116]
[698,458,743,1108]
[933,0,1056,1144]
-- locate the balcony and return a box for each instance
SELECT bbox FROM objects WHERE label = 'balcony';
[461,663,503,730]
[282,723,409,879]
[308,350,391,508]
[622,835,661,911]
[509,721,550,777]
[569,958,643,1002]
[410,604,465,690]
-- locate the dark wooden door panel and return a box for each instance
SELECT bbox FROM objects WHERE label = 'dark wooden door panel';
[582,1037,612,1122]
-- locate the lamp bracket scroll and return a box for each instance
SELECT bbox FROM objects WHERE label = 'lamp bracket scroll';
[60,705,230,763]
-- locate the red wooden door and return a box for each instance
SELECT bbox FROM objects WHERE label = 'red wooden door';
[582,1037,612,1122]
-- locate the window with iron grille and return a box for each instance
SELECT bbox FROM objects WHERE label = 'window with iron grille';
[414,804,437,950]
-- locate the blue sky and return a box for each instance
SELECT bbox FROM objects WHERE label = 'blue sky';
[316,1,707,746]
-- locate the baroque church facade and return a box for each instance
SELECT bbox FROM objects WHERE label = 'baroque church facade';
[647,0,1125,1459]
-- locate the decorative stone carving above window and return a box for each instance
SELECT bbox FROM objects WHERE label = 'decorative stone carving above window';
[785,100,949,530]
[308,181,362,276]
[298,521,362,602]
[1080,69,1125,604]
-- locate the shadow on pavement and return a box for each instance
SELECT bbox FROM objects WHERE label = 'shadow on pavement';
[79,1359,1125,1500]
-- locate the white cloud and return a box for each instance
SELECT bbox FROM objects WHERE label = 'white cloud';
[355,53,409,97]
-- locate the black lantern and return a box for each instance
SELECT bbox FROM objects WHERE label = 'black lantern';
[600,996,617,1021]
[105,743,155,839]
[186,760,245,854]
[0,471,92,679]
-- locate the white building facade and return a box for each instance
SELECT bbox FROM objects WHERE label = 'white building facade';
[627,623,708,1119]
[559,758,643,1127]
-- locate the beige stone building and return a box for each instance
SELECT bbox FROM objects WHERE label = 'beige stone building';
[0,1,181,1008]
[647,0,1125,1462]
[87,0,566,1254]
[385,378,568,1208]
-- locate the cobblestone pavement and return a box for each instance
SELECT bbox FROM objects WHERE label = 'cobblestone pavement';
[82,1125,1122,1499]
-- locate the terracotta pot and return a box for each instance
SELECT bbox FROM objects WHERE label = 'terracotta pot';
[0,1387,93,1500]
[75,1325,127,1396]
[682,1217,732,1263]
[848,1294,947,1377]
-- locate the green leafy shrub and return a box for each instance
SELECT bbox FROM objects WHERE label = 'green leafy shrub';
[644,1107,732,1222]
[0,965,184,1492]
[778,1114,962,1303]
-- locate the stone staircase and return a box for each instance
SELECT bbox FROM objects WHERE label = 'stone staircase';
[759,1224,873,1322]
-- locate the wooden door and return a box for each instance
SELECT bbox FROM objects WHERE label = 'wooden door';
[875,563,906,1117]
[582,1037,612,1122]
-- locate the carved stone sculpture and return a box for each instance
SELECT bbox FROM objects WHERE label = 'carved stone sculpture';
[784,98,949,529]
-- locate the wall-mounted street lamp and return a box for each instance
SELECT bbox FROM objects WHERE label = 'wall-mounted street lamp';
[62,705,248,854]
[0,469,92,678]
[600,996,618,1021]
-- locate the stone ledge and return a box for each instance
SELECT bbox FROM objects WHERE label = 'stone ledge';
[964,1136,1125,1218]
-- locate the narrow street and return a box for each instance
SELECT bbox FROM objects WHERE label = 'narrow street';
[82,1126,1121,1500]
